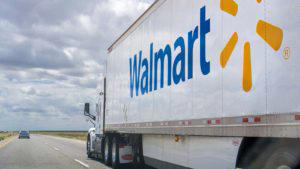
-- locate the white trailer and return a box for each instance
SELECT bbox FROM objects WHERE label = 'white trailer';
[84,0,300,168]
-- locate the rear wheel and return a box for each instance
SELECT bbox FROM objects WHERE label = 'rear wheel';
[263,146,300,169]
[244,140,300,169]
[104,136,112,166]
[112,137,121,169]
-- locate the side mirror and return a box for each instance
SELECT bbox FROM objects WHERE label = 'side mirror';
[84,103,96,121]
[84,103,90,116]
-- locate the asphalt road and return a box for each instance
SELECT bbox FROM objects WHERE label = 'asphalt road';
[0,134,110,169]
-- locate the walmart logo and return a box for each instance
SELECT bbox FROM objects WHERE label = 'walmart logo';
[129,1,284,98]
[220,0,284,92]
[129,6,210,98]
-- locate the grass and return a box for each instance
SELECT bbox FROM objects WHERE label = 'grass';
[0,132,16,141]
[32,131,87,141]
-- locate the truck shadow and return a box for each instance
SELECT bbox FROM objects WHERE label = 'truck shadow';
[87,157,156,169]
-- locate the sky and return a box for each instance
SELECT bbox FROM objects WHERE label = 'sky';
[0,0,154,131]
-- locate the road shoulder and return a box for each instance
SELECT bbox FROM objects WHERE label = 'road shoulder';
[0,136,17,149]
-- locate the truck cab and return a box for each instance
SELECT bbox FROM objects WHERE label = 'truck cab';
[83,79,137,169]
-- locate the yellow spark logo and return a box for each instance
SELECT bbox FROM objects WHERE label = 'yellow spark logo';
[220,0,284,92]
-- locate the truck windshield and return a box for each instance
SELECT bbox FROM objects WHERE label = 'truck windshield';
[20,131,28,135]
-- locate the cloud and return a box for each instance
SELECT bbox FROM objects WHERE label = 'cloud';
[106,0,151,17]
[0,0,154,131]
[21,86,37,95]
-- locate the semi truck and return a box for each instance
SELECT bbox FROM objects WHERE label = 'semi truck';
[83,0,300,168]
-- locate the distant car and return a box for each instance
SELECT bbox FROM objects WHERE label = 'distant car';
[19,131,30,139]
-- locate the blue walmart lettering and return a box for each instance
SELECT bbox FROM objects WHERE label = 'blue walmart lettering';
[129,6,210,98]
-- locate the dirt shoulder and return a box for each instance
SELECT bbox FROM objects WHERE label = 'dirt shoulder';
[0,134,17,149]
[32,131,87,141]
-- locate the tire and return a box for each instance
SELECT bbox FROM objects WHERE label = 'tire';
[87,136,92,158]
[104,136,112,166]
[112,137,121,169]
[244,141,300,169]
[101,137,105,162]
[263,146,300,169]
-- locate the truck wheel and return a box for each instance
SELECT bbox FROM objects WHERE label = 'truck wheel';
[104,136,112,166]
[100,137,105,161]
[112,137,120,169]
[263,146,300,169]
[87,136,92,158]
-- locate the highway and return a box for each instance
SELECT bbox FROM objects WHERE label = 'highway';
[0,134,110,169]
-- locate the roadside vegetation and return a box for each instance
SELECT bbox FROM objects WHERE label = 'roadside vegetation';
[32,131,87,141]
[0,132,16,141]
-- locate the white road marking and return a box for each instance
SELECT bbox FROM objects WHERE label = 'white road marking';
[74,159,89,168]
[53,147,60,151]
